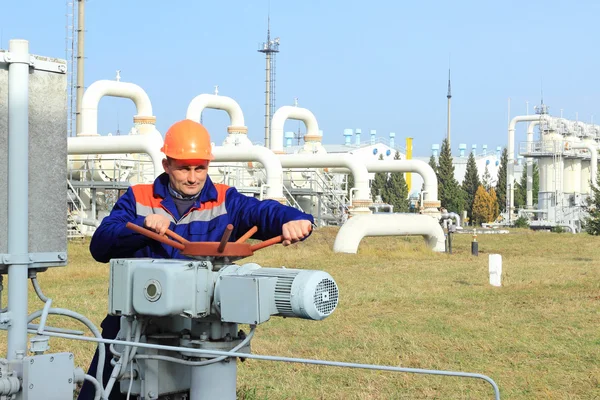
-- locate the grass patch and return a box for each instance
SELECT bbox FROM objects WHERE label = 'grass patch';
[1,228,599,399]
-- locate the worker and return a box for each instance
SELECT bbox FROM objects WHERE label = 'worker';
[78,119,314,400]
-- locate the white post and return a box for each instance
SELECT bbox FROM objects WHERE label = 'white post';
[488,254,502,287]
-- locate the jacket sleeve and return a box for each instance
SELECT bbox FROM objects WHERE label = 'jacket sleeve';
[225,187,314,241]
[89,187,152,263]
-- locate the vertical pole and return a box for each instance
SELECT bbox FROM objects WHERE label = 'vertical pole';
[507,98,512,223]
[190,361,237,400]
[264,52,271,149]
[75,0,85,135]
[7,39,30,359]
[405,137,413,194]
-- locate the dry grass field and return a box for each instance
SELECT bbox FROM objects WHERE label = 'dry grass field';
[1,227,598,399]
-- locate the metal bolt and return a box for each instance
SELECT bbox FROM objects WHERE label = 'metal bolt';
[5,54,11,62]
[69,354,73,359]
[58,64,66,73]
[29,384,33,389]
[148,391,156,399]
[68,378,72,383]
[29,255,34,261]
[50,356,54,362]
[30,359,34,364]
[58,253,66,261]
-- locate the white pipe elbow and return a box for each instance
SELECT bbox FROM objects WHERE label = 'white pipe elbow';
[364,160,438,203]
[333,214,445,253]
[186,94,246,132]
[67,129,165,178]
[80,80,153,136]
[271,106,319,152]
[278,154,370,202]
[213,146,284,199]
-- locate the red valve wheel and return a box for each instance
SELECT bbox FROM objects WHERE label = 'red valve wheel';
[125,222,283,258]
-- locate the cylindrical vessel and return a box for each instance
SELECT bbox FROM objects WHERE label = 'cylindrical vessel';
[580,138,596,194]
[563,135,581,194]
[538,131,563,215]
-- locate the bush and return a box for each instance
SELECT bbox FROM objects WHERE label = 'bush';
[513,216,530,228]
[552,226,565,234]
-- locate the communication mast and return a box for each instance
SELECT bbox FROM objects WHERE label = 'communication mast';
[258,16,279,148]
[66,0,85,137]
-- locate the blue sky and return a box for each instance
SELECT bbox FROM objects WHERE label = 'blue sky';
[3,0,599,156]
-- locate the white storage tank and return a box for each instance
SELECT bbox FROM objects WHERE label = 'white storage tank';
[563,135,581,195]
[538,130,564,214]
[580,137,596,195]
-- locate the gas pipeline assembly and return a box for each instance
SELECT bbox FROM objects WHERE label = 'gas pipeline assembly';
[66,77,450,253]
[0,40,503,400]
[508,103,599,233]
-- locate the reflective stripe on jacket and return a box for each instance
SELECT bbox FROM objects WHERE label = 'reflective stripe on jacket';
[89,173,313,263]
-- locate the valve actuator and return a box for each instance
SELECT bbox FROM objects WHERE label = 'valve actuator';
[109,259,338,324]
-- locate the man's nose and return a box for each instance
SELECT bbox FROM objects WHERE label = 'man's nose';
[187,170,197,182]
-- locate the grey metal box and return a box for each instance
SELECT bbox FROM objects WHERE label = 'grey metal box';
[22,353,74,400]
[220,275,276,325]
[0,52,67,268]
[110,259,212,318]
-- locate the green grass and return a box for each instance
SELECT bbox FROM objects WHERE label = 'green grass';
[1,228,599,399]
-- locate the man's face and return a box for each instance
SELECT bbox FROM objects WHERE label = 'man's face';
[162,158,210,197]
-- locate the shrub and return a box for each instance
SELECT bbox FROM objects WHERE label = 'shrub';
[513,216,530,228]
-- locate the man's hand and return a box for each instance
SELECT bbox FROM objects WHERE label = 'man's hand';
[281,220,313,246]
[143,214,171,236]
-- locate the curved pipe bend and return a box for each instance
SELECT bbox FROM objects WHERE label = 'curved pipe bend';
[213,146,284,199]
[363,160,438,202]
[186,94,246,131]
[278,153,370,202]
[81,80,153,136]
[333,214,445,253]
[271,106,319,152]
[67,130,165,179]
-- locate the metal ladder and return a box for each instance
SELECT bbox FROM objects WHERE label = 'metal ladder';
[67,180,86,239]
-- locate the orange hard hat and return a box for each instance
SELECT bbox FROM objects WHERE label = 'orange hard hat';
[161,119,214,160]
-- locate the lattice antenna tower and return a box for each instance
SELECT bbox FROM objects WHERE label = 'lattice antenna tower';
[65,0,77,137]
[258,15,279,148]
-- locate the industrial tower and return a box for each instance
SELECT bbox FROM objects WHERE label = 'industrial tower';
[258,17,279,148]
[446,68,452,146]
[66,0,85,137]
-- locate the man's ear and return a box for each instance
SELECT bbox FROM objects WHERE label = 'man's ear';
[162,158,169,173]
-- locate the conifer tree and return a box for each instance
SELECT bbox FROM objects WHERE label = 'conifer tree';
[438,138,466,213]
[371,154,388,201]
[482,164,492,190]
[383,151,409,212]
[514,166,527,208]
[532,162,540,206]
[472,185,493,225]
[489,187,500,221]
[462,152,481,220]
[428,154,438,175]
[495,147,508,212]
[585,173,600,235]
